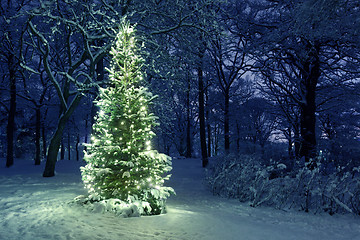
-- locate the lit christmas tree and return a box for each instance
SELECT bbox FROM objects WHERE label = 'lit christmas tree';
[80,21,174,216]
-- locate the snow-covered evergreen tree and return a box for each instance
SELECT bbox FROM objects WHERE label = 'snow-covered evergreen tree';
[80,21,174,216]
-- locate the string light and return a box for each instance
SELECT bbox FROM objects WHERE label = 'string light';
[80,22,174,216]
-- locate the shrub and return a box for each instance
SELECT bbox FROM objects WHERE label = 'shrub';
[206,153,360,215]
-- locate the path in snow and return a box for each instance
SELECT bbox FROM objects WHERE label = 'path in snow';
[0,157,359,240]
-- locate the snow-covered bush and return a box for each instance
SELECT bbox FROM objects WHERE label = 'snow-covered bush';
[73,195,159,217]
[206,154,360,215]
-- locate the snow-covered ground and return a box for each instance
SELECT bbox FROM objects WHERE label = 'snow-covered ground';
[0,157,359,240]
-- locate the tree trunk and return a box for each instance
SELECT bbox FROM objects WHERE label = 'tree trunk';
[198,65,208,167]
[6,54,16,168]
[206,84,211,158]
[60,141,65,160]
[34,107,41,165]
[214,124,219,156]
[178,135,185,156]
[185,76,192,158]
[236,122,240,153]
[42,120,47,160]
[84,116,89,151]
[96,57,104,82]
[43,94,82,177]
[224,88,230,154]
[207,123,211,157]
[60,80,70,161]
[299,42,320,163]
[67,130,71,160]
[287,127,293,160]
[300,99,317,161]
[293,118,301,159]
[44,123,65,177]
[76,134,80,161]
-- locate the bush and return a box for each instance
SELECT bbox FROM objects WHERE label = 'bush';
[206,153,360,215]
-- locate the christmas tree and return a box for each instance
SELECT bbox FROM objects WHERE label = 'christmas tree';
[80,21,174,216]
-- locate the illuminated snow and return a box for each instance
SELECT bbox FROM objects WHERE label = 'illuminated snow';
[0,157,358,240]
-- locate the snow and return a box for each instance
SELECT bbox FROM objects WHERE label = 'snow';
[0,157,359,240]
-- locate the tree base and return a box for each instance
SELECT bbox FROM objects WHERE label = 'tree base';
[72,195,167,217]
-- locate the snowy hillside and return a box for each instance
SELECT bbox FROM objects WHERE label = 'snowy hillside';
[0,157,359,240]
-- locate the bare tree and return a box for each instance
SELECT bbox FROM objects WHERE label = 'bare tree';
[18,0,224,175]
[23,0,123,176]
[250,0,360,163]
[0,0,30,167]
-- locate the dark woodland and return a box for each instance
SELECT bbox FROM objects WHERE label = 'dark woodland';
[1,0,360,214]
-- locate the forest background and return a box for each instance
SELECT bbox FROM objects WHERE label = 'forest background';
[1,0,360,181]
